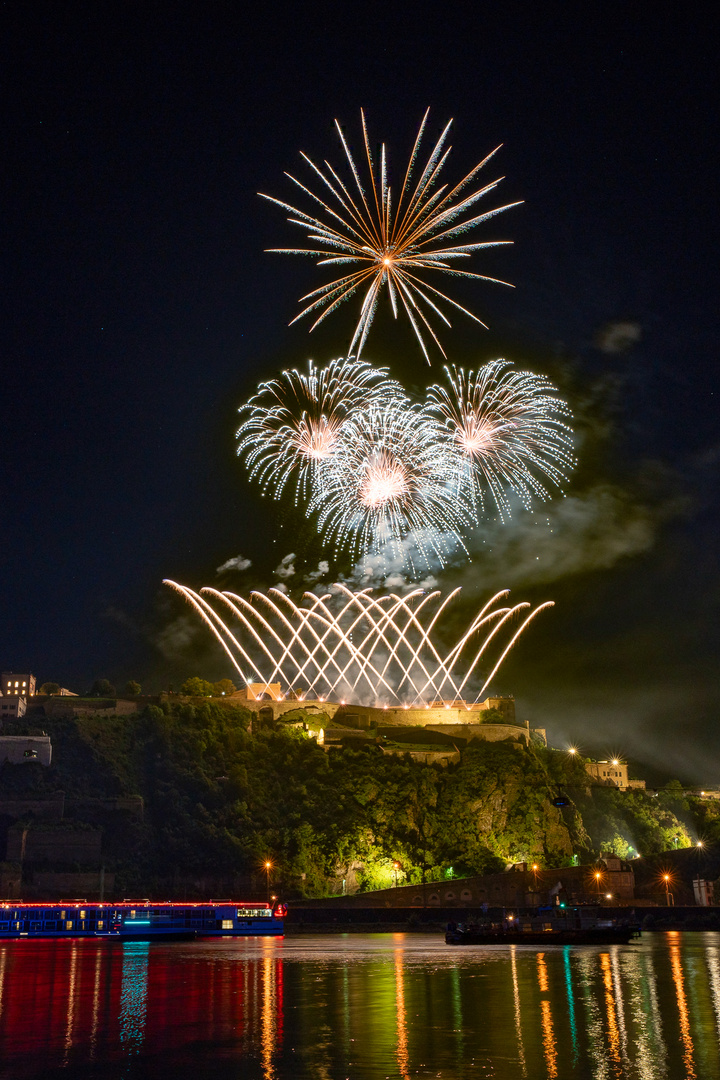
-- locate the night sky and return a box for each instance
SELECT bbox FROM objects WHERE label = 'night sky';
[3,5,718,779]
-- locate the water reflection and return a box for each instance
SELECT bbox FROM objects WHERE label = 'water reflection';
[118,941,149,1065]
[669,938,696,1079]
[536,954,557,1079]
[0,932,718,1078]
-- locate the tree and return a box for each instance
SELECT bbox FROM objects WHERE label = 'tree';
[89,678,116,697]
[212,679,237,697]
[180,677,214,697]
[125,680,142,696]
[39,682,61,696]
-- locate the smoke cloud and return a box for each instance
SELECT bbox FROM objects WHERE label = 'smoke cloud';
[305,560,330,583]
[454,485,658,590]
[274,553,296,579]
[594,320,642,354]
[216,554,252,573]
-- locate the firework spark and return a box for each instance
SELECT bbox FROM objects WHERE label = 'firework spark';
[310,403,472,567]
[259,110,522,362]
[427,361,575,518]
[236,357,402,499]
[164,580,553,706]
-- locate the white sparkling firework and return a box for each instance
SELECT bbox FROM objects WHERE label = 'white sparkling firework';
[164,580,553,706]
[259,110,522,363]
[236,357,403,499]
[310,403,471,567]
[426,361,575,519]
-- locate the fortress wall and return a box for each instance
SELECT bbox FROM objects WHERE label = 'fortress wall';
[424,723,529,744]
[238,697,521,730]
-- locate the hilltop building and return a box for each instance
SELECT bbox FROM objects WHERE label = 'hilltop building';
[2,672,36,697]
[0,698,27,720]
[585,759,646,792]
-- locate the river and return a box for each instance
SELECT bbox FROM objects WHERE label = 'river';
[0,931,718,1078]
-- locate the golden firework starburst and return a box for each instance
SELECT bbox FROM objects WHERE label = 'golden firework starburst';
[259,110,522,363]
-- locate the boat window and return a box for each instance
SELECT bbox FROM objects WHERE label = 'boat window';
[80,910,86,919]
[66,921,73,930]
[130,910,136,918]
[222,919,233,929]
[98,920,104,929]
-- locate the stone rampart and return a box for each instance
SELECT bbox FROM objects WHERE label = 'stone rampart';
[0,736,52,767]
[6,826,102,864]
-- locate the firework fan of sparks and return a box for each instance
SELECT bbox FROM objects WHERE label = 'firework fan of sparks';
[164,580,554,706]
[236,356,403,499]
[309,402,473,567]
[259,109,522,363]
[428,361,575,518]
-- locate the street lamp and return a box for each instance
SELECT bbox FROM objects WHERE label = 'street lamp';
[594,871,602,898]
[265,861,272,902]
[663,873,674,906]
[393,861,401,889]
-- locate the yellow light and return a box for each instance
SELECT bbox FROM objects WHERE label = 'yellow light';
[612,759,619,766]
[663,874,670,881]
[568,747,577,755]
[265,861,271,869]
[697,840,704,848]
[595,872,601,880]
[605,893,612,899]
[383,257,392,266]
[532,864,539,871]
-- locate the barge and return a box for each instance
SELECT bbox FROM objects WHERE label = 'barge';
[0,900,286,939]
[446,906,640,946]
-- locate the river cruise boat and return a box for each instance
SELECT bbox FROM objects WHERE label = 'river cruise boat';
[446,906,640,946]
[0,900,286,939]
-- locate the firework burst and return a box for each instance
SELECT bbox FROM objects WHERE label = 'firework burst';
[427,361,575,518]
[310,403,472,566]
[259,110,522,362]
[236,357,402,499]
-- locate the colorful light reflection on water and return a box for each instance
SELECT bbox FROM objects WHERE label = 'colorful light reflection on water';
[0,932,719,1078]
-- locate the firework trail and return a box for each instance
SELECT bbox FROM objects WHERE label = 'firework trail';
[426,361,575,519]
[259,110,521,363]
[164,579,554,706]
[236,357,403,499]
[310,402,473,566]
